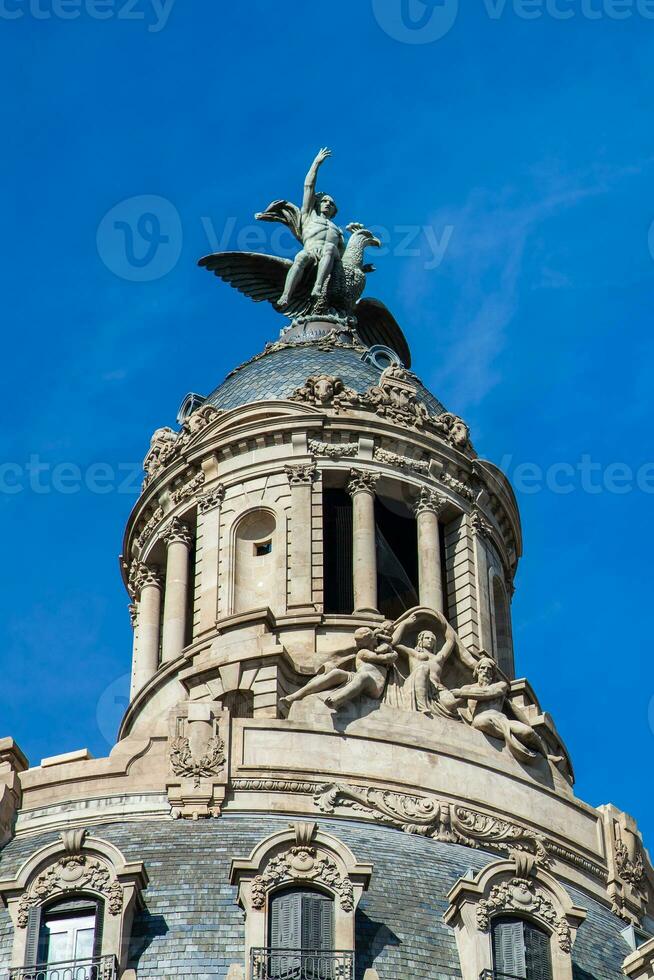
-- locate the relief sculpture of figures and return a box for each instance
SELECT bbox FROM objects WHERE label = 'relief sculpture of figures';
[280,624,397,712]
[390,608,479,718]
[450,656,562,766]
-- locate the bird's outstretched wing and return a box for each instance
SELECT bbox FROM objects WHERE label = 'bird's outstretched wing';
[198,251,313,318]
[355,297,412,368]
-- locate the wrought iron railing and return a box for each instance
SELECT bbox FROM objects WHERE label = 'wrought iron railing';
[251,948,355,980]
[480,972,529,980]
[9,955,118,980]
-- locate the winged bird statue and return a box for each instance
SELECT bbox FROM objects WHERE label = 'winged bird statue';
[198,148,412,367]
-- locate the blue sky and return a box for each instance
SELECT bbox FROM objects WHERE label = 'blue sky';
[1,2,652,846]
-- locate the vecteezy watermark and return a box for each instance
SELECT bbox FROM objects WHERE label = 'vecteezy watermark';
[96,195,182,281]
[499,454,654,495]
[372,0,459,43]
[0,0,175,30]
[372,0,654,43]
[0,456,142,496]
[96,672,130,746]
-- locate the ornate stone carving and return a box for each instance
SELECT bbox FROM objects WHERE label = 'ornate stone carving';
[616,840,645,885]
[135,505,164,549]
[309,439,358,459]
[251,846,354,911]
[358,366,430,429]
[171,471,205,505]
[17,831,124,927]
[600,805,650,924]
[439,472,475,502]
[163,518,194,548]
[413,487,446,516]
[128,560,162,598]
[290,374,358,410]
[280,623,396,713]
[432,412,472,452]
[285,464,317,486]
[346,468,379,496]
[170,734,226,789]
[470,508,493,538]
[232,778,323,795]
[177,404,221,449]
[476,877,571,951]
[128,603,138,629]
[374,446,429,473]
[143,426,177,485]
[314,783,548,863]
[198,485,226,513]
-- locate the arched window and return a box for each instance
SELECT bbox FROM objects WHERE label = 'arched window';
[491,574,513,677]
[268,888,334,978]
[492,916,552,980]
[222,689,254,718]
[27,896,103,973]
[234,510,277,613]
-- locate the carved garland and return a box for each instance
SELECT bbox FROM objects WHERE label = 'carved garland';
[17,855,123,927]
[309,439,358,459]
[251,846,354,912]
[170,735,226,789]
[315,783,549,865]
[476,877,571,952]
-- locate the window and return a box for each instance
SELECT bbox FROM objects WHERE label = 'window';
[492,916,552,980]
[269,888,334,950]
[234,510,277,613]
[255,541,272,557]
[222,689,254,718]
[375,496,419,620]
[27,898,102,974]
[491,575,514,677]
[323,489,354,615]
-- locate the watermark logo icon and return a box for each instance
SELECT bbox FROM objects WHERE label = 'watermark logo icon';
[96,672,130,746]
[96,194,182,281]
[372,0,459,43]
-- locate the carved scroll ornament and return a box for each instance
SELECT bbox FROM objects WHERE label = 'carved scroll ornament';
[17,854,123,927]
[476,877,571,952]
[251,846,354,912]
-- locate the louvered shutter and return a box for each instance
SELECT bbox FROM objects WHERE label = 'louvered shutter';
[24,907,42,967]
[492,917,527,978]
[525,923,552,980]
[270,890,302,949]
[301,893,333,951]
[92,898,104,958]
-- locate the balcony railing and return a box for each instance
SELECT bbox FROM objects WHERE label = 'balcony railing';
[9,955,118,980]
[480,972,529,980]
[251,948,355,980]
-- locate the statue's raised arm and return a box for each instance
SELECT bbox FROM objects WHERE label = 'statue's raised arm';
[302,147,332,217]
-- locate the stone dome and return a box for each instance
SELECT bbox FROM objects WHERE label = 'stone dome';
[204,341,446,416]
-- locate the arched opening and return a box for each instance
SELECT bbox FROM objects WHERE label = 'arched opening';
[234,510,277,613]
[222,689,254,718]
[492,574,513,677]
[375,495,419,620]
[28,896,102,972]
[323,488,354,614]
[492,916,552,980]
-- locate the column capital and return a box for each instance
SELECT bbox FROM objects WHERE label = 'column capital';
[129,560,163,598]
[285,463,317,486]
[198,484,226,514]
[470,508,493,539]
[164,517,194,548]
[347,468,379,496]
[413,487,446,517]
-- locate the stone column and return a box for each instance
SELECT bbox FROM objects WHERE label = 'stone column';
[196,486,225,636]
[347,469,379,614]
[285,464,316,610]
[414,488,446,613]
[130,564,163,697]
[162,518,194,663]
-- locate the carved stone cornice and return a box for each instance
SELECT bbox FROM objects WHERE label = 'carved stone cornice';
[347,468,379,496]
[171,470,205,505]
[285,464,318,486]
[309,439,358,459]
[476,877,571,951]
[314,783,549,865]
[135,505,164,550]
[163,518,194,549]
[198,484,226,514]
[413,487,446,517]
[439,472,475,502]
[251,846,354,912]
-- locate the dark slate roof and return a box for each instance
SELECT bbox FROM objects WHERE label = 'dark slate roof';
[205,343,446,416]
